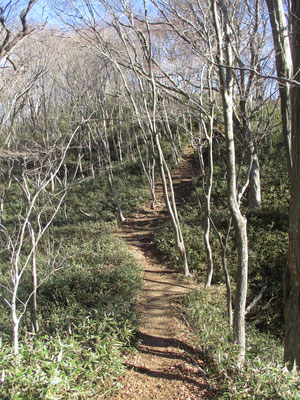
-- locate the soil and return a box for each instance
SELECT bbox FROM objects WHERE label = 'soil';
[113,151,218,400]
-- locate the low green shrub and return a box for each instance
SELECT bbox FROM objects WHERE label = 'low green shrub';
[153,207,234,284]
[0,222,141,398]
[153,132,289,338]
[183,286,300,399]
[0,322,127,400]
[39,235,141,340]
[59,160,150,225]
[247,209,288,337]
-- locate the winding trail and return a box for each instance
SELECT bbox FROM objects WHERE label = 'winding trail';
[114,152,217,400]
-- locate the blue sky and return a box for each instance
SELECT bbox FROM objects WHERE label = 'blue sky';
[26,0,159,27]
[28,0,65,27]
[0,0,162,32]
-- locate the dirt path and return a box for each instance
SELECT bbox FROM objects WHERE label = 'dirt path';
[113,152,217,400]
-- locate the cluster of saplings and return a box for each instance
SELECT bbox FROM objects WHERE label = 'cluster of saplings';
[0,153,150,398]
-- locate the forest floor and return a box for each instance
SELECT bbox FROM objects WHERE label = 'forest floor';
[113,150,219,400]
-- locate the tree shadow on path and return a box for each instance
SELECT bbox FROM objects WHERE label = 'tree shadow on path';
[125,332,219,396]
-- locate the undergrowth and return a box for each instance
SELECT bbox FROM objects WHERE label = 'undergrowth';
[183,287,299,399]
[153,133,289,338]
[0,156,148,399]
[0,221,141,399]
[0,320,127,400]
[58,160,150,224]
[153,133,298,397]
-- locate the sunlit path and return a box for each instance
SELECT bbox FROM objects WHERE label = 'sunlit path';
[114,153,218,400]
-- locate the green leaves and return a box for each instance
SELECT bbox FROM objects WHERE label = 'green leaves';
[183,287,300,399]
[0,221,141,398]
[0,330,128,399]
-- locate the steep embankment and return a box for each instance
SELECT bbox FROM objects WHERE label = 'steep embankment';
[114,152,218,400]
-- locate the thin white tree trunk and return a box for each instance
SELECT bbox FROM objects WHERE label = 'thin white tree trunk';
[29,225,39,333]
[212,0,248,365]
[101,116,126,223]
[210,215,233,326]
[107,167,125,223]
[155,133,191,277]
[11,281,20,355]
[134,131,156,209]
[202,115,214,288]
[248,149,261,210]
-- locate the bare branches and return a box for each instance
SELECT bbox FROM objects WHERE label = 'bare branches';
[0,0,38,60]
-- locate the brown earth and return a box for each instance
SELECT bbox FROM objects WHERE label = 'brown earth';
[113,151,218,400]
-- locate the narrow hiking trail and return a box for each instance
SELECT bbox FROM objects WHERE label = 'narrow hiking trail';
[113,151,218,400]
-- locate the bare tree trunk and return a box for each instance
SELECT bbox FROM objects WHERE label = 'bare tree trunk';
[265,0,300,369]
[203,204,213,287]
[210,213,233,325]
[284,0,300,369]
[197,124,214,288]
[221,222,233,327]
[0,196,4,224]
[202,102,215,288]
[248,147,261,210]
[87,127,95,179]
[12,301,20,355]
[106,166,125,223]
[212,0,248,365]
[155,133,191,277]
[117,105,123,163]
[161,100,179,165]
[101,119,125,223]
[266,0,293,176]
[29,224,39,332]
[134,130,156,209]
[233,111,261,210]
[63,164,68,220]
[225,88,249,364]
[78,151,84,179]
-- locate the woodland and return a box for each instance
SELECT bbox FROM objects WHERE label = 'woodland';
[0,0,300,398]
